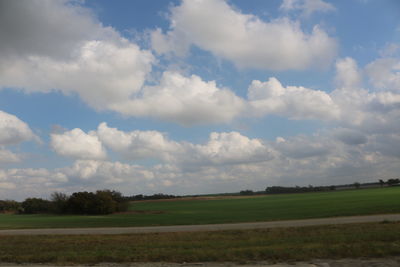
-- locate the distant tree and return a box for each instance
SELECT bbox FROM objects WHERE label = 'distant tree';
[353,182,361,189]
[67,191,98,215]
[21,198,52,214]
[66,190,125,215]
[50,192,68,214]
[98,190,128,212]
[379,179,385,187]
[94,190,117,214]
[0,200,21,213]
[387,178,400,186]
[240,190,254,195]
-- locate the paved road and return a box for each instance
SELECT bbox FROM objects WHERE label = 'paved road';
[1,213,399,236]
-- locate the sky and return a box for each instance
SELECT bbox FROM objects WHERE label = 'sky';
[1,0,400,200]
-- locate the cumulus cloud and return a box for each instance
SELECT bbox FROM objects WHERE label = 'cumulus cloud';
[97,122,181,161]
[365,57,400,91]
[0,1,249,125]
[0,167,68,200]
[0,0,339,125]
[96,123,272,167]
[0,40,154,110]
[280,0,336,17]
[331,57,400,132]
[62,160,154,183]
[335,57,362,89]
[0,110,36,145]
[0,149,21,163]
[189,132,273,165]
[109,71,245,125]
[0,0,154,110]
[3,124,400,200]
[248,77,340,120]
[151,0,337,70]
[369,134,400,158]
[0,0,104,60]
[333,128,368,145]
[273,135,333,159]
[51,128,107,160]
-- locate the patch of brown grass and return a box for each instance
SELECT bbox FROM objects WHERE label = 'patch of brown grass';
[1,222,400,264]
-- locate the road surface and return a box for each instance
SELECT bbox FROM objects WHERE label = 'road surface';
[0,213,399,236]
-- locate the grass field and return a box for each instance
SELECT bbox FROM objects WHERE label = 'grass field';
[1,187,399,229]
[1,222,400,263]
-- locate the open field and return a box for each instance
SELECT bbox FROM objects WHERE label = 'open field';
[1,187,400,229]
[1,222,400,264]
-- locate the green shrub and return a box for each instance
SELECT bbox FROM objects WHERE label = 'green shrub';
[21,198,52,214]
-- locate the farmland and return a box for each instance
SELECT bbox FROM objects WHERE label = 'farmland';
[1,187,399,230]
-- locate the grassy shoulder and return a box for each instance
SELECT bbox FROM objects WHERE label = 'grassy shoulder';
[1,222,400,264]
[1,187,400,229]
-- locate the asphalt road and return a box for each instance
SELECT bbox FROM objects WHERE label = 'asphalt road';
[1,213,399,236]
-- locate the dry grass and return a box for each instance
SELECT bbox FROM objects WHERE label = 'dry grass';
[1,222,400,264]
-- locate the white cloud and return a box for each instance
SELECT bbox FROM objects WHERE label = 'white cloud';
[280,0,336,17]
[273,135,333,159]
[0,149,21,163]
[0,0,155,110]
[0,167,68,200]
[0,40,154,110]
[109,71,245,125]
[365,57,400,91]
[97,122,181,161]
[2,126,400,200]
[335,57,362,89]
[332,57,400,131]
[0,110,36,145]
[333,128,368,145]
[189,132,273,165]
[0,0,338,125]
[0,0,106,60]
[369,134,400,158]
[248,77,340,120]
[96,123,272,166]
[51,128,107,160]
[379,43,400,57]
[152,0,337,70]
[0,182,16,190]
[62,160,153,183]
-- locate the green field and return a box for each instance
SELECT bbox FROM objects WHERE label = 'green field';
[1,187,399,229]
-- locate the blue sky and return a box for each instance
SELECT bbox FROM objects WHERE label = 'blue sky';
[0,0,400,200]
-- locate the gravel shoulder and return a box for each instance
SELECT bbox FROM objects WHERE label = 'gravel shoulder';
[1,213,399,236]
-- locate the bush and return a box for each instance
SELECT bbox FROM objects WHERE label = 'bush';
[0,200,21,213]
[18,190,129,215]
[21,198,52,214]
[101,190,129,212]
[66,190,127,215]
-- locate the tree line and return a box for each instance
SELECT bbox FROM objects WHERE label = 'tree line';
[241,178,400,195]
[125,193,180,201]
[0,191,183,215]
[1,190,129,215]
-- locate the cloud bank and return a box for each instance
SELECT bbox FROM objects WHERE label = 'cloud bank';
[151,0,337,70]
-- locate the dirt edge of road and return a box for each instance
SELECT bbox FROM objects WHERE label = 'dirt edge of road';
[1,213,400,236]
[1,257,400,267]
